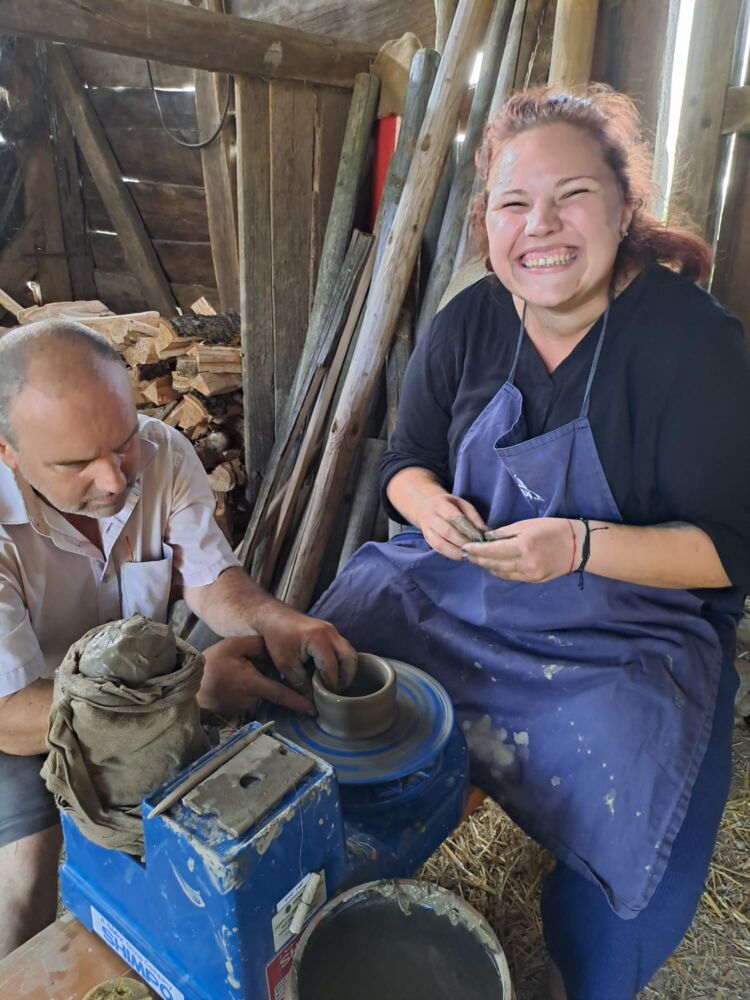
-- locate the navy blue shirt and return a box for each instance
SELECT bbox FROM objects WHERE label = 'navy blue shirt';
[380,265,750,593]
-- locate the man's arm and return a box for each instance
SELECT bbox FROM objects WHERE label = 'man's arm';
[183,567,357,694]
[0,678,53,755]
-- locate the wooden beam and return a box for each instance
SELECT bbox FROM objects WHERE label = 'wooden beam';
[45,45,176,316]
[194,0,239,313]
[0,0,375,89]
[722,85,750,135]
[548,0,599,87]
[281,0,494,610]
[672,0,743,240]
[435,1,458,53]
[236,75,274,504]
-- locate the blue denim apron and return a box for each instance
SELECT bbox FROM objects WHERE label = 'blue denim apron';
[311,304,724,917]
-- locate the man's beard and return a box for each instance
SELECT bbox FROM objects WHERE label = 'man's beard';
[16,461,134,519]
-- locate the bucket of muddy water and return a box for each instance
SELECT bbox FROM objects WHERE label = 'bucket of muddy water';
[285,879,512,1000]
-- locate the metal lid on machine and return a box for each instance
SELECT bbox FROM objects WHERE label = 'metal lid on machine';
[264,659,454,785]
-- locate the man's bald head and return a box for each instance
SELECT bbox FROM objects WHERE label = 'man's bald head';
[0,319,124,446]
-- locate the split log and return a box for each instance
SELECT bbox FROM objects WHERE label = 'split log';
[186,344,242,373]
[191,372,243,397]
[208,459,246,493]
[190,296,217,316]
[17,299,111,323]
[172,394,210,431]
[141,375,178,406]
[123,338,159,367]
[170,311,240,344]
[280,0,494,611]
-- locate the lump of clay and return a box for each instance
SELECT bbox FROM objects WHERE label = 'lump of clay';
[78,615,178,684]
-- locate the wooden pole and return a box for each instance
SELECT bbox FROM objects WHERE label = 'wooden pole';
[435,0,459,53]
[0,0,375,90]
[672,0,743,241]
[195,0,238,313]
[548,0,599,88]
[282,0,494,611]
[336,437,387,571]
[45,46,176,316]
[415,0,513,341]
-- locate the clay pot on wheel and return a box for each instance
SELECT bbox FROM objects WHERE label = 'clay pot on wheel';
[312,653,397,740]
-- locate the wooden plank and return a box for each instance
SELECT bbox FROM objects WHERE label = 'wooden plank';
[84,177,210,242]
[88,128,205,187]
[236,75,274,503]
[514,0,551,88]
[270,80,316,426]
[70,47,193,89]
[311,86,353,306]
[722,85,750,135]
[336,437,386,570]
[1,0,376,89]
[672,0,743,240]
[525,0,557,87]
[89,231,216,286]
[281,0,494,611]
[289,74,379,418]
[88,87,198,130]
[47,70,97,299]
[0,912,146,1000]
[93,269,218,314]
[228,0,436,47]
[548,0,599,87]
[592,0,673,139]
[46,46,176,315]
[195,0,239,313]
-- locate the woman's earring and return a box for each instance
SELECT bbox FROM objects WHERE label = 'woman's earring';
[619,228,629,242]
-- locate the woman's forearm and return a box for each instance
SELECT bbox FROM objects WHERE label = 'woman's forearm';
[580,520,731,589]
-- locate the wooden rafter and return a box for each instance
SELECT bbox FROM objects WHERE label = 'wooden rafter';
[0,0,375,89]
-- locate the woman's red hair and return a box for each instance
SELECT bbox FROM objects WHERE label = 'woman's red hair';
[471,85,711,283]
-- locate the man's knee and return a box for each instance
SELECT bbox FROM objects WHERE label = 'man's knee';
[0,823,61,958]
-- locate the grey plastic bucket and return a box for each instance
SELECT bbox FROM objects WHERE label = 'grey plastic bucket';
[285,879,512,1000]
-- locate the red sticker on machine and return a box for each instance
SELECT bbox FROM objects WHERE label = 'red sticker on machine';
[266,936,299,1000]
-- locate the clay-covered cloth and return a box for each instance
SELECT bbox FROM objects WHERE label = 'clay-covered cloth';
[41,622,209,855]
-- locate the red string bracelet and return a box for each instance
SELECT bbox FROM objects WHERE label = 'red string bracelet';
[566,519,577,575]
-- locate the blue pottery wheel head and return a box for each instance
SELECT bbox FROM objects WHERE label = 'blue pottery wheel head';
[264,659,454,785]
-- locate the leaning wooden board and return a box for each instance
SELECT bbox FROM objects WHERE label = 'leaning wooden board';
[0,912,148,999]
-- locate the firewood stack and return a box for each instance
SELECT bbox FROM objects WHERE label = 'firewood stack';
[11,297,247,543]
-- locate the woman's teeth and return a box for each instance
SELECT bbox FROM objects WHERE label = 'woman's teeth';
[522,253,576,269]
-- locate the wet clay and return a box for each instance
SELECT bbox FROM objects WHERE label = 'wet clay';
[313,653,397,740]
[449,514,486,543]
[78,615,177,684]
[82,979,154,1000]
[294,891,505,1000]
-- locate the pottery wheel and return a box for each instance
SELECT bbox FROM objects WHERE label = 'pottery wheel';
[263,659,454,785]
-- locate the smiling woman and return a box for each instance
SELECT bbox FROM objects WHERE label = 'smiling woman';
[309,86,750,1000]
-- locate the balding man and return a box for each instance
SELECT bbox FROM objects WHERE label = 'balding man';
[0,320,357,956]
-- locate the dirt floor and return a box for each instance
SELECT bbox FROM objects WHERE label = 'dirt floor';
[419,720,750,1000]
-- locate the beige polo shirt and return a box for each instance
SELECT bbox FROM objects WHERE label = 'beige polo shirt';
[0,415,240,696]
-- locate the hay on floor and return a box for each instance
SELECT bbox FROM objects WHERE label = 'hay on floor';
[419,722,750,1000]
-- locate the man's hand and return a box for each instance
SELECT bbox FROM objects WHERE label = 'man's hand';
[257,604,358,696]
[462,517,579,583]
[199,636,317,718]
[415,492,487,560]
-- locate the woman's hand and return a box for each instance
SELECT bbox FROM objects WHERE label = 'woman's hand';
[415,492,487,560]
[462,517,580,582]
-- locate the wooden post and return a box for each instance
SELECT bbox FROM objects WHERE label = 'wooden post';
[415,0,513,341]
[0,0,376,90]
[435,0,458,53]
[282,0,494,611]
[548,0,599,88]
[45,45,176,315]
[236,75,273,505]
[195,0,238,313]
[336,437,387,570]
[672,0,743,241]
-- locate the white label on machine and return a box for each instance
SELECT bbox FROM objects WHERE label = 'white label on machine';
[91,907,185,1000]
[271,871,327,951]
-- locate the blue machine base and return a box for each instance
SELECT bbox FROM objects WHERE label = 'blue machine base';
[60,723,468,1000]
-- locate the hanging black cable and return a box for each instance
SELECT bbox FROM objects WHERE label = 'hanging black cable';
[145,0,231,150]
